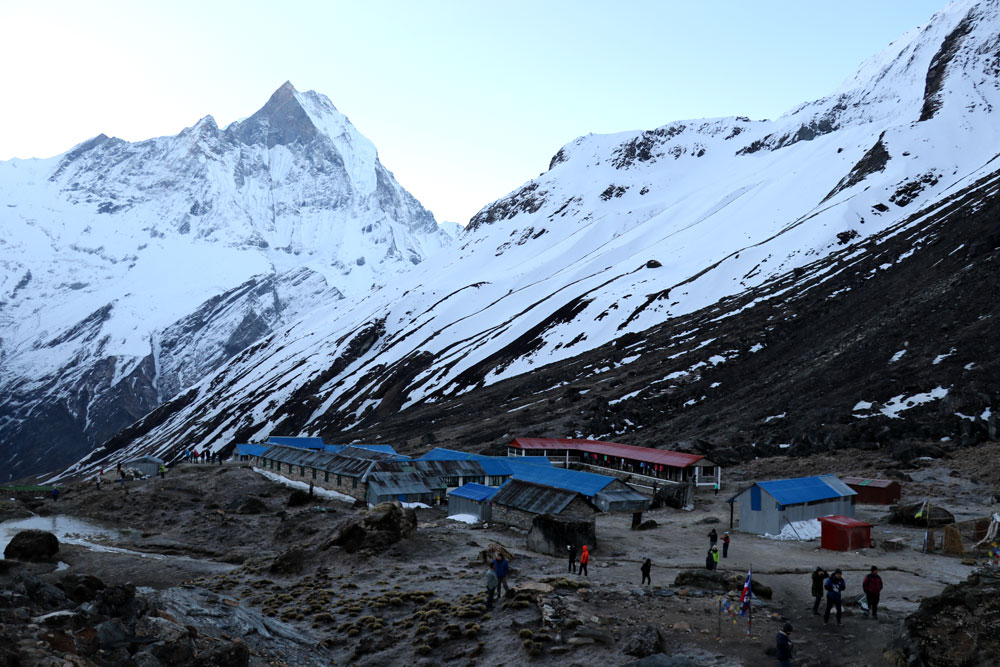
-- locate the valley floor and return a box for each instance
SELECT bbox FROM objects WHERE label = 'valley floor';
[2,445,998,666]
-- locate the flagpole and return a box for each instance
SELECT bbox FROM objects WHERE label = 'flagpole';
[747,563,752,637]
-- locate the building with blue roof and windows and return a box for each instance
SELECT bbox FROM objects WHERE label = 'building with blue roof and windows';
[728,475,857,535]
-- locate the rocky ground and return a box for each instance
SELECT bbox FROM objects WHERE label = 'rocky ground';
[2,448,998,666]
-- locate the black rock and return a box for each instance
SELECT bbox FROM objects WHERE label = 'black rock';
[3,530,59,561]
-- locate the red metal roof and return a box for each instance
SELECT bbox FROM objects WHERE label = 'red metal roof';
[817,515,872,528]
[508,438,705,468]
[841,477,900,489]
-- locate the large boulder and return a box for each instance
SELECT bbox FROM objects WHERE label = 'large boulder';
[325,504,416,554]
[527,514,596,557]
[363,502,416,537]
[623,624,666,657]
[4,529,59,561]
[673,570,771,599]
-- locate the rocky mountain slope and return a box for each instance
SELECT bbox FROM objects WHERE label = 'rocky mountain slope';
[57,0,1000,478]
[0,83,455,482]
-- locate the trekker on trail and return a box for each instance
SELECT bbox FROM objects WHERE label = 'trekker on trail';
[52,488,59,502]
[714,480,720,496]
[824,568,846,625]
[705,548,715,571]
[158,464,165,479]
[710,545,720,570]
[811,567,828,615]
[94,474,101,491]
[485,562,499,610]
[492,552,511,596]
[776,622,793,667]
[863,566,883,619]
[567,544,577,574]
[708,528,718,546]
[641,558,652,585]
[722,532,731,558]
[579,545,590,576]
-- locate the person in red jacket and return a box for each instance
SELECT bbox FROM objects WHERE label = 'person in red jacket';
[862,565,884,619]
[579,545,590,577]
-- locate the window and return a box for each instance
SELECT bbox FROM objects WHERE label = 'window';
[750,486,761,511]
[312,468,317,479]
[337,474,342,486]
[352,477,358,489]
[702,466,716,478]
[324,471,329,482]
[466,475,484,485]
[442,476,460,487]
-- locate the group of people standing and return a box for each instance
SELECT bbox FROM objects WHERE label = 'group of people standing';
[810,565,883,624]
[705,528,731,570]
[565,544,590,576]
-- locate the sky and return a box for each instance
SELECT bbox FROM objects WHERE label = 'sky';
[0,0,953,224]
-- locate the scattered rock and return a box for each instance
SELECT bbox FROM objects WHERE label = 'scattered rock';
[624,624,666,657]
[287,489,311,507]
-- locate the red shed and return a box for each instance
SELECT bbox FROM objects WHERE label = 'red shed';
[818,515,872,551]
[842,477,901,505]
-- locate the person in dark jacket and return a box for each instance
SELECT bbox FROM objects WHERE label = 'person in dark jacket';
[708,528,718,546]
[722,532,731,558]
[492,553,511,596]
[776,622,793,667]
[567,544,577,574]
[863,566,883,619]
[811,567,828,615]
[705,548,715,571]
[824,568,846,625]
[640,558,652,585]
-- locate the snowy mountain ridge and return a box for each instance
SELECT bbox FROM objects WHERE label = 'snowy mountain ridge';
[52,0,1000,480]
[0,82,455,481]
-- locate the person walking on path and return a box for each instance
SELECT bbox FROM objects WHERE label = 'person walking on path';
[579,545,590,577]
[811,567,828,615]
[710,545,720,571]
[567,544,577,574]
[714,481,720,496]
[708,528,718,546]
[863,566,883,619]
[485,562,499,610]
[776,622,793,667]
[52,487,59,502]
[492,552,512,597]
[640,558,652,585]
[824,568,846,625]
[722,532,731,558]
[158,464,165,479]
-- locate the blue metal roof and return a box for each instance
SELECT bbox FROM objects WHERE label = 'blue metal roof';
[235,443,270,456]
[448,482,498,502]
[511,465,615,497]
[267,436,326,450]
[417,448,553,475]
[757,475,856,506]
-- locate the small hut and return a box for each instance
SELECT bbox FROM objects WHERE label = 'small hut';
[818,515,872,551]
[447,483,497,521]
[123,456,164,478]
[842,477,901,505]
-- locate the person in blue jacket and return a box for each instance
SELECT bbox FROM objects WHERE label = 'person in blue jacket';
[776,622,793,667]
[492,552,511,597]
[824,568,846,625]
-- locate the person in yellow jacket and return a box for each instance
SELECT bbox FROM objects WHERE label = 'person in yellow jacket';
[710,545,720,570]
[579,545,590,576]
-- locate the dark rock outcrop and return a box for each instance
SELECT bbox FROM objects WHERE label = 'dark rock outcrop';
[527,514,597,557]
[3,530,59,561]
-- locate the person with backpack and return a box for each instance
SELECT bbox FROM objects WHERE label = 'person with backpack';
[567,544,577,574]
[485,562,499,610]
[579,545,590,576]
[492,552,511,597]
[708,528,718,547]
[824,568,846,625]
[722,532,731,558]
[862,566,883,619]
[640,558,652,585]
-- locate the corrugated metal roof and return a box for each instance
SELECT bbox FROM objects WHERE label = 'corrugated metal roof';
[757,475,856,506]
[125,456,164,465]
[491,479,582,514]
[367,472,432,496]
[818,515,871,528]
[327,444,401,455]
[448,483,498,502]
[268,436,326,449]
[509,438,705,468]
[841,477,900,489]
[374,459,485,478]
[418,448,552,472]
[261,445,375,477]
[511,465,615,497]
[236,444,270,457]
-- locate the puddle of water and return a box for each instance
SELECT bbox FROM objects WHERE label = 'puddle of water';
[0,515,226,565]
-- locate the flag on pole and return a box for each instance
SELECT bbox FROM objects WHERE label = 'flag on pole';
[739,566,752,615]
